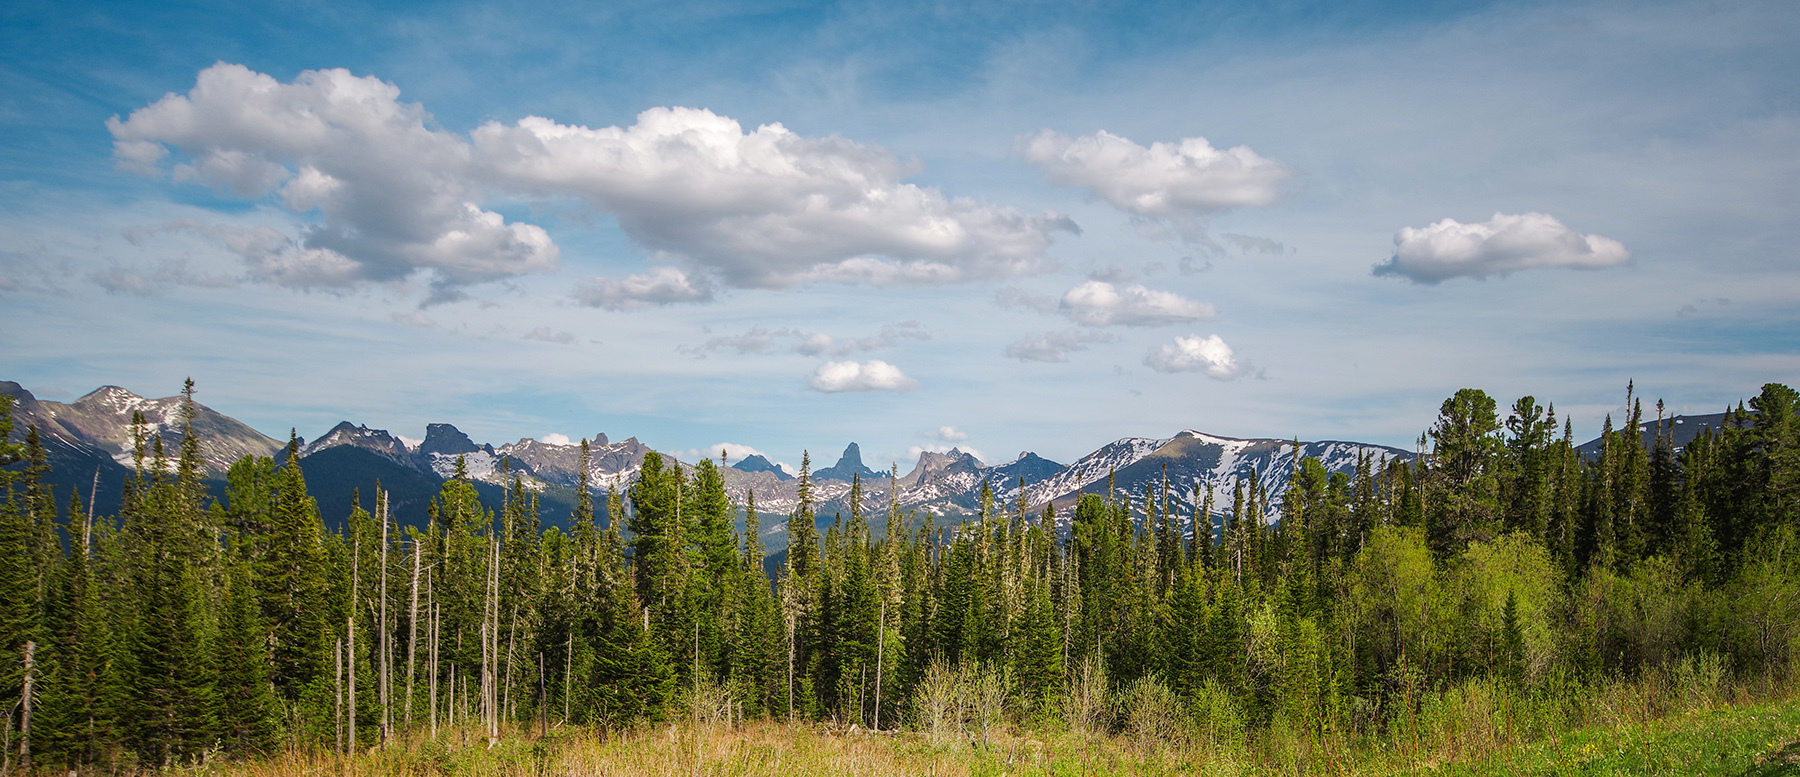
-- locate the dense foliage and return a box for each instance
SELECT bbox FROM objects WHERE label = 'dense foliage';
[0,380,1795,771]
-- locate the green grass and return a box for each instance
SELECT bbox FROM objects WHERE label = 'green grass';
[1407,698,1800,777]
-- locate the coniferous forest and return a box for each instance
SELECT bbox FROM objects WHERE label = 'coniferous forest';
[0,380,1796,773]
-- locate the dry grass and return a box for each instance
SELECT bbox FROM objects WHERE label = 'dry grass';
[130,665,1795,777]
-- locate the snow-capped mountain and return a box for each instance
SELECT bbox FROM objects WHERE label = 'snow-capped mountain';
[1023,430,1411,524]
[4,378,1414,541]
[2,381,281,474]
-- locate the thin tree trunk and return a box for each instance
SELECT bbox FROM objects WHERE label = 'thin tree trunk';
[429,578,439,739]
[564,631,573,724]
[406,538,421,728]
[334,638,343,755]
[19,640,33,769]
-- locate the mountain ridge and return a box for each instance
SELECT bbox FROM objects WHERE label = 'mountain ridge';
[7,380,1427,540]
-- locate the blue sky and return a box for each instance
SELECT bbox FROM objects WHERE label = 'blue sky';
[2,0,1796,472]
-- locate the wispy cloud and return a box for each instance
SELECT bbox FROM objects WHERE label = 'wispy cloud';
[686,322,929,358]
[1004,328,1116,362]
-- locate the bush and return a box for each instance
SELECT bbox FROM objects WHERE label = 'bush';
[1064,656,1112,740]
[1122,675,1187,750]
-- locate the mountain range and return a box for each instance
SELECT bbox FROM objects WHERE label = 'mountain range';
[9,379,1722,549]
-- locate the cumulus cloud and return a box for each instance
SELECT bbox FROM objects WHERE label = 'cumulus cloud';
[1020,129,1287,223]
[808,360,919,392]
[574,266,712,310]
[1374,212,1631,283]
[540,433,574,446]
[928,425,968,442]
[1004,328,1117,362]
[1144,334,1251,380]
[476,107,1077,288]
[112,64,1071,300]
[1059,280,1215,326]
[109,63,558,296]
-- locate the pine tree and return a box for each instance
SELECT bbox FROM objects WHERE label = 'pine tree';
[259,436,330,707]
[214,559,279,755]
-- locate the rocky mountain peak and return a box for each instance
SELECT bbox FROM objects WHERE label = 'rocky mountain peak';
[420,423,482,456]
[733,454,792,480]
[815,442,879,481]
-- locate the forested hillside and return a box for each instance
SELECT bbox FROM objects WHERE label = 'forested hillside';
[0,380,1795,772]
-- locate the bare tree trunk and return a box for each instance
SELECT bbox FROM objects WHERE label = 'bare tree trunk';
[334,638,343,755]
[429,577,439,739]
[406,538,421,728]
[564,631,573,724]
[19,641,33,769]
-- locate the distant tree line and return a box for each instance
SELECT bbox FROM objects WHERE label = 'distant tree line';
[0,379,1795,770]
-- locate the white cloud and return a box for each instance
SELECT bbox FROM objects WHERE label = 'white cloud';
[1059,280,1215,326]
[807,360,920,392]
[475,108,1078,289]
[1144,334,1250,380]
[928,425,968,442]
[540,433,574,446]
[1004,328,1117,362]
[574,266,712,310]
[109,64,558,294]
[113,65,1077,300]
[1374,212,1632,283]
[1020,129,1287,220]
